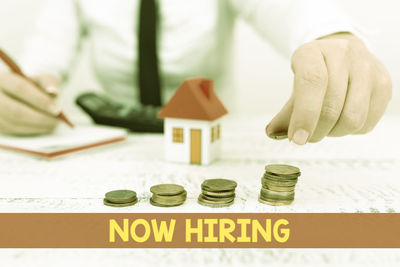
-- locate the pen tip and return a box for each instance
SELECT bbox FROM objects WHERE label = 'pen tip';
[58,112,75,128]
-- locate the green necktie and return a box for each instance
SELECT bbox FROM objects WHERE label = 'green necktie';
[138,0,161,106]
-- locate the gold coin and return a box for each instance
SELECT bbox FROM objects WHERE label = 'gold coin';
[260,188,294,200]
[151,191,187,206]
[259,193,294,202]
[201,178,237,192]
[105,190,137,204]
[265,164,300,176]
[198,194,234,205]
[201,189,235,198]
[264,184,296,192]
[262,177,298,187]
[151,197,186,206]
[198,196,234,208]
[152,191,187,201]
[258,196,293,206]
[150,198,185,207]
[263,172,299,181]
[150,184,185,196]
[201,193,235,202]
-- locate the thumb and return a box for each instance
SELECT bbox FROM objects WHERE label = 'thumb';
[31,74,60,97]
[266,97,293,139]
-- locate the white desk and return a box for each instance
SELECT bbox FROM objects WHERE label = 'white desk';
[0,115,399,266]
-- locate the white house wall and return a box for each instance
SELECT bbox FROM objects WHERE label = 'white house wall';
[164,118,223,165]
[209,118,222,163]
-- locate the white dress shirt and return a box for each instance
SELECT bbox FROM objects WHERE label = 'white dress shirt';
[19,0,355,107]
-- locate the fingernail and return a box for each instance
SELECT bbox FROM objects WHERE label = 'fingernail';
[292,129,309,145]
[265,123,271,135]
[45,85,59,95]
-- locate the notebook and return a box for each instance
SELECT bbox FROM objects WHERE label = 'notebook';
[0,125,128,158]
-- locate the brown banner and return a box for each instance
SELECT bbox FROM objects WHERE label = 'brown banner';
[0,213,399,248]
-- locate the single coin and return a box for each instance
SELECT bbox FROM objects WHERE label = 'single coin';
[268,131,288,140]
[150,184,185,196]
[151,191,187,206]
[262,175,298,183]
[150,198,185,206]
[265,164,300,176]
[262,178,298,187]
[201,178,237,192]
[103,198,137,207]
[202,189,235,198]
[260,192,294,201]
[151,195,186,205]
[263,172,299,181]
[198,196,234,208]
[151,198,186,206]
[264,184,296,192]
[260,188,294,200]
[258,196,293,206]
[150,198,184,207]
[105,190,137,204]
[198,194,234,205]
[201,193,235,202]
[152,191,187,201]
[262,176,298,185]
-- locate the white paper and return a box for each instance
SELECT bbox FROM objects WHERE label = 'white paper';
[0,124,127,153]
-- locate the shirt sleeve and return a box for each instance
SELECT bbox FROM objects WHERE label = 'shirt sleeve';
[229,0,359,57]
[18,0,84,81]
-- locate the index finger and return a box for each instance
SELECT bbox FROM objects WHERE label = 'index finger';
[289,44,328,145]
[0,72,60,116]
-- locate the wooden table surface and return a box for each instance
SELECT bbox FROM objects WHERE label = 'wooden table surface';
[0,114,399,266]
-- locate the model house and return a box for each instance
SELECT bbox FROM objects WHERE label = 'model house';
[157,77,228,165]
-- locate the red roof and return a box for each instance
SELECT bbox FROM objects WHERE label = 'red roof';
[157,77,228,121]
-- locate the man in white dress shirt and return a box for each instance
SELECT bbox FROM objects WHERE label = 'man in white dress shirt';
[0,0,392,145]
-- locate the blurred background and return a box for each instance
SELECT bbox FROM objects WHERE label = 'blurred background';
[0,0,399,118]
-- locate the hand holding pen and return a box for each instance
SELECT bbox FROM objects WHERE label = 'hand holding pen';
[0,49,73,136]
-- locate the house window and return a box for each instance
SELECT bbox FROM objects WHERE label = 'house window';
[217,124,221,139]
[172,128,184,143]
[211,127,215,143]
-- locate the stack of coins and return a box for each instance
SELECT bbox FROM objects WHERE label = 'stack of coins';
[198,178,237,207]
[104,190,138,207]
[150,184,187,207]
[259,164,301,206]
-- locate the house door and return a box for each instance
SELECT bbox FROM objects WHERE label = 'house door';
[190,129,202,164]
